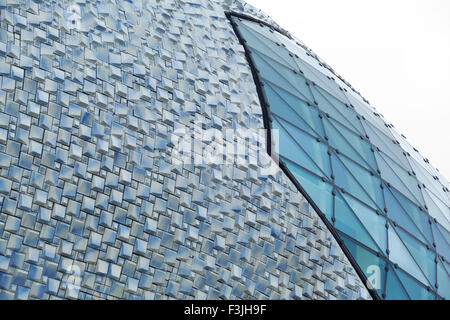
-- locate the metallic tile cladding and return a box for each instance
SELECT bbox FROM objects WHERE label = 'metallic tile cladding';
[0,0,370,300]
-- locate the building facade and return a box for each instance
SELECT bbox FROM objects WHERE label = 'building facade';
[0,0,447,300]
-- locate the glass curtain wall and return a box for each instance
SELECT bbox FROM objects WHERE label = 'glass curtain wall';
[232,15,450,300]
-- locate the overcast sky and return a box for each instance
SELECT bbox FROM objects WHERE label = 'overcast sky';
[245,0,450,181]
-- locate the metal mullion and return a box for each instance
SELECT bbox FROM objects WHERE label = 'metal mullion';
[265,82,323,138]
[324,116,378,173]
[391,262,442,300]
[334,188,386,255]
[274,116,331,180]
[388,221,435,291]
[239,22,298,70]
[260,76,312,106]
[253,49,317,105]
[333,151,385,213]
[388,187,436,249]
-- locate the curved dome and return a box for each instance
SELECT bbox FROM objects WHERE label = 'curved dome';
[0,0,374,300]
[231,15,449,299]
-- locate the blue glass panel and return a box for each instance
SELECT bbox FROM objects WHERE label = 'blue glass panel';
[409,155,450,206]
[389,128,426,167]
[266,82,324,137]
[388,223,430,286]
[323,119,377,171]
[283,158,333,220]
[252,53,308,105]
[311,85,364,135]
[265,82,323,138]
[241,19,287,51]
[340,233,386,297]
[378,152,424,207]
[236,22,296,69]
[252,52,304,99]
[396,268,436,300]
[437,259,450,299]
[384,188,429,245]
[391,188,434,245]
[344,91,394,140]
[240,19,279,42]
[334,193,380,253]
[294,56,349,105]
[375,152,423,207]
[265,84,318,137]
[331,119,377,170]
[395,227,436,287]
[275,117,331,177]
[363,121,411,169]
[331,153,382,210]
[432,222,450,262]
[422,189,450,232]
[273,118,327,178]
[343,194,387,252]
[436,223,450,248]
[238,21,298,69]
[385,267,410,300]
[255,51,315,103]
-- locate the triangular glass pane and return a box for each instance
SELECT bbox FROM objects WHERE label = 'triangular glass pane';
[276,117,331,177]
[273,118,326,178]
[395,268,436,300]
[375,152,423,207]
[362,120,411,169]
[273,32,327,76]
[331,153,379,210]
[409,156,450,208]
[384,188,430,246]
[437,258,450,299]
[328,117,377,171]
[239,19,301,69]
[265,82,324,137]
[323,119,374,172]
[311,85,363,134]
[419,163,450,202]
[431,222,450,263]
[340,233,386,297]
[319,85,366,135]
[237,21,296,69]
[388,223,430,286]
[252,52,307,100]
[435,222,450,247]
[345,92,394,138]
[422,189,450,232]
[254,51,315,103]
[295,57,349,104]
[334,192,381,253]
[433,174,450,206]
[240,19,279,43]
[385,267,410,300]
[390,188,434,245]
[265,83,320,138]
[378,152,424,207]
[343,194,387,252]
[283,158,333,220]
[396,227,436,288]
[338,154,384,210]
[390,128,431,173]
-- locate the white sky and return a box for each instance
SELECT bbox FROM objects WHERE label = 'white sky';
[245,0,450,181]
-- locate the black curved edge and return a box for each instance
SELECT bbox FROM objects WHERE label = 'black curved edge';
[226,11,381,301]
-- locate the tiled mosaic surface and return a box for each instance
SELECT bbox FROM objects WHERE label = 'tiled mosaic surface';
[0,0,370,300]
